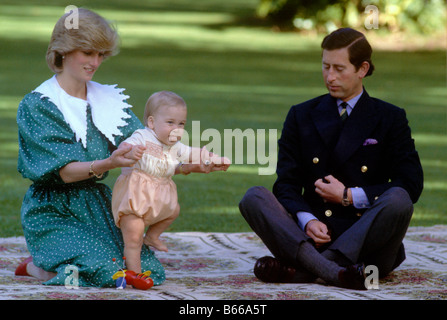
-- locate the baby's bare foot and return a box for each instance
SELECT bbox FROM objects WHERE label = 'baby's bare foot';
[144,234,168,252]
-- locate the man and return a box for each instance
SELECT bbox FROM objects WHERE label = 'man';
[239,28,423,290]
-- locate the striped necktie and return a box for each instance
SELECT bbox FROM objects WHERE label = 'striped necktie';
[339,102,348,122]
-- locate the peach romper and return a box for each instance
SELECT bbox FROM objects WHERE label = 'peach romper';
[112,128,191,227]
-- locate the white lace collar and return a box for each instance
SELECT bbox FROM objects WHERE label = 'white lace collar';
[33,75,132,148]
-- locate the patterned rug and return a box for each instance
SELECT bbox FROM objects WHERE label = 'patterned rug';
[1,225,446,300]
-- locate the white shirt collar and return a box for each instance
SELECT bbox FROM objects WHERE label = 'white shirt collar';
[33,75,132,148]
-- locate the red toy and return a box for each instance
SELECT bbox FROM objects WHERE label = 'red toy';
[112,257,153,290]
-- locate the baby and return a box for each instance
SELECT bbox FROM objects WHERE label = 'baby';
[112,91,230,274]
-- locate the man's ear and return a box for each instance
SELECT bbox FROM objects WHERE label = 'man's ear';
[358,61,370,79]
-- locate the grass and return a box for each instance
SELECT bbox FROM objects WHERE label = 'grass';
[0,0,446,237]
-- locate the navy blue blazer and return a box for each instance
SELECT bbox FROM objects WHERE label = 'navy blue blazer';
[273,90,423,238]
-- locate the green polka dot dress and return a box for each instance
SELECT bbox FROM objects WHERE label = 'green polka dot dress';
[17,86,166,288]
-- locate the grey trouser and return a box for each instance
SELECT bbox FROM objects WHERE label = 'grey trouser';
[239,186,413,277]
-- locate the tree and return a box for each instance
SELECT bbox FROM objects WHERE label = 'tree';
[256,0,446,34]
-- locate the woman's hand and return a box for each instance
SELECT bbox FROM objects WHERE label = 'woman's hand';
[59,143,145,184]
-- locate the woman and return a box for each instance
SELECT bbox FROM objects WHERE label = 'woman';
[15,8,210,289]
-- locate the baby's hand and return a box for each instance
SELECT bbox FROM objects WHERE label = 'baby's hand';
[112,143,145,168]
[217,156,231,171]
[120,143,145,162]
[129,145,146,160]
[209,155,231,171]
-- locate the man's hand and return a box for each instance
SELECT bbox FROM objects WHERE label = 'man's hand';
[305,220,331,248]
[314,175,345,204]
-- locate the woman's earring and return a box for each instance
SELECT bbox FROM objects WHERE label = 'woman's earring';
[62,56,65,59]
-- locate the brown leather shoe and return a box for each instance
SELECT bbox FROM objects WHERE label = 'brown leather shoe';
[338,263,367,290]
[254,256,297,283]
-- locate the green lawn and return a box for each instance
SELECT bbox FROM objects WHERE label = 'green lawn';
[0,0,446,237]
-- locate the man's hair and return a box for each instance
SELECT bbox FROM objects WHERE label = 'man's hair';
[321,28,374,77]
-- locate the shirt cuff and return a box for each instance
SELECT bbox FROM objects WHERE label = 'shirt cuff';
[351,187,371,209]
[296,211,318,231]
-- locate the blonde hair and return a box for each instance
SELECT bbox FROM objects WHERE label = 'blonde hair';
[144,91,187,126]
[46,8,119,73]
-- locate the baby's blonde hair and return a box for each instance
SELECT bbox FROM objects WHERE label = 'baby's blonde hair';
[144,91,187,126]
[46,8,119,73]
